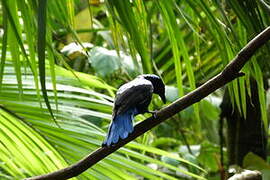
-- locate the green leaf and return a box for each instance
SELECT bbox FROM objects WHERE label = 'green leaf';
[197,142,219,172]
[0,4,8,88]
[3,0,23,98]
[106,0,152,73]
[0,107,70,179]
[37,0,57,124]
[89,47,138,77]
[243,152,270,170]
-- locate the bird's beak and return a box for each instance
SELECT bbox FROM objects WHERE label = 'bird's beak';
[161,94,166,104]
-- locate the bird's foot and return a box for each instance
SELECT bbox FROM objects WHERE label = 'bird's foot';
[147,110,158,118]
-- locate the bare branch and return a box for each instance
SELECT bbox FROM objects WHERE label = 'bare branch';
[27,26,270,180]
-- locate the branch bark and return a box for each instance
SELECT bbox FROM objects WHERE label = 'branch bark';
[27,26,270,180]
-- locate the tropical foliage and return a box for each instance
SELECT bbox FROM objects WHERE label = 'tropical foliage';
[0,0,270,179]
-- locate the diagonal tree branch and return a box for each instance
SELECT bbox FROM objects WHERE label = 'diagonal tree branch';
[27,26,270,180]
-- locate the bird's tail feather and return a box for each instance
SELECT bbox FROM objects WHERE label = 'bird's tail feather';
[103,108,137,146]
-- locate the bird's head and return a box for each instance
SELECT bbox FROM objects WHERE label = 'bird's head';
[140,74,166,104]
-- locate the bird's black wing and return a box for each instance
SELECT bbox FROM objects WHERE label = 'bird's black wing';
[113,79,153,118]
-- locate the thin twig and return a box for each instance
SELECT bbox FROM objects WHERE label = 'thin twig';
[27,26,270,180]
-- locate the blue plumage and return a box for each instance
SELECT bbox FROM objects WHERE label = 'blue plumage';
[103,108,138,146]
[102,74,166,147]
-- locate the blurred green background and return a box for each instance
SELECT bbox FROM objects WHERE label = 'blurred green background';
[0,0,270,179]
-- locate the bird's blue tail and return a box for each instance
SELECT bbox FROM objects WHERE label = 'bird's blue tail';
[103,108,138,146]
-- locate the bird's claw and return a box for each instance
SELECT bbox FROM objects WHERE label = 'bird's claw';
[147,110,158,118]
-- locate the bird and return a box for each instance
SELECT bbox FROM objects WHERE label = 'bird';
[102,74,166,147]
